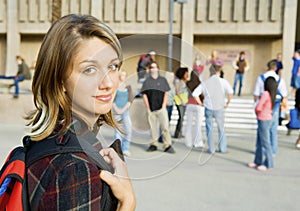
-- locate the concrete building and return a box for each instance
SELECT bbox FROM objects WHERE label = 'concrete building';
[0,0,299,95]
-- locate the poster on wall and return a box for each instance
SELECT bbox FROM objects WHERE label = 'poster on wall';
[217,50,251,64]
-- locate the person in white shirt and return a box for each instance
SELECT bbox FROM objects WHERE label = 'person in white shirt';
[253,60,288,155]
[192,64,233,154]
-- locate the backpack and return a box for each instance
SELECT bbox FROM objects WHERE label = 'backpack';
[286,108,300,129]
[138,54,151,70]
[0,147,27,211]
[260,74,282,110]
[0,131,123,211]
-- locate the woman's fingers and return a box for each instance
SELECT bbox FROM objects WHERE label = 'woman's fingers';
[100,169,136,211]
[100,170,117,187]
[100,148,127,176]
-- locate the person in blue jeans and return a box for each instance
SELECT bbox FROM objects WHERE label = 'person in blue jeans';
[253,60,288,155]
[0,56,31,98]
[249,77,277,171]
[113,71,134,157]
[232,51,249,96]
[193,65,233,154]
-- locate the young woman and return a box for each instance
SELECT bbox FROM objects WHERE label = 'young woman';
[26,14,135,210]
[173,67,188,138]
[206,50,224,78]
[184,70,204,148]
[192,54,204,80]
[249,77,277,171]
[113,71,134,156]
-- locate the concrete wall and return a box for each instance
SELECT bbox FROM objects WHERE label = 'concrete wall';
[0,35,6,75]
[120,34,181,74]
[193,36,283,94]
[296,1,300,48]
[20,35,44,70]
[193,0,283,35]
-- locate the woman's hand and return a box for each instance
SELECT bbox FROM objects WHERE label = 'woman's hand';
[99,148,136,211]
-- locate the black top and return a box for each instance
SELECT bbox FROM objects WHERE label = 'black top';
[141,75,170,111]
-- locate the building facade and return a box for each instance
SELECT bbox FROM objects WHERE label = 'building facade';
[0,0,299,94]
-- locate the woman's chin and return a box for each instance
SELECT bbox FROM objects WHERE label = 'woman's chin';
[95,105,112,115]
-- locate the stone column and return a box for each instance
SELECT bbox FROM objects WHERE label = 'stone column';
[6,0,20,76]
[282,0,298,94]
[180,0,194,69]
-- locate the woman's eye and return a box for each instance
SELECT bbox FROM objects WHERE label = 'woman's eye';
[108,64,119,71]
[83,67,97,74]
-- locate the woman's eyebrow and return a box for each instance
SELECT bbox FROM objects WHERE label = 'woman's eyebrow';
[110,58,120,63]
[79,58,120,65]
[79,59,98,65]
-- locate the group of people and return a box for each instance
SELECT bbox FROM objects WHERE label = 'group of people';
[248,52,300,170]
[136,51,234,155]
[249,60,288,171]
[3,12,300,209]
[134,48,300,172]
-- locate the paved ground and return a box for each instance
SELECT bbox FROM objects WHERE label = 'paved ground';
[0,93,299,211]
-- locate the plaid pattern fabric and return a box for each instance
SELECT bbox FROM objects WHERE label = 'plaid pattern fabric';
[27,152,103,210]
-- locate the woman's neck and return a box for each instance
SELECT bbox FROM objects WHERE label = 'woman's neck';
[72,111,98,132]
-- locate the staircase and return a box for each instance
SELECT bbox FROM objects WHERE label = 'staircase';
[170,96,295,132]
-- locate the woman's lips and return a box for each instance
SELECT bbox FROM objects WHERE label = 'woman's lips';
[94,94,112,102]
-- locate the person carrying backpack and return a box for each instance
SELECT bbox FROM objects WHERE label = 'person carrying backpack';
[253,60,288,155]
[249,77,278,171]
[137,50,156,83]
[0,14,135,210]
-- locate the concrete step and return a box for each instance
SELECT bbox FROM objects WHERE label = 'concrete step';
[168,96,296,132]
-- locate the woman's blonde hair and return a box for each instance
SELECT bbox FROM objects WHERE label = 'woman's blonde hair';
[26,14,123,140]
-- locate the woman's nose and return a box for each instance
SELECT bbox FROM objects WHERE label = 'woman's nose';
[98,72,113,90]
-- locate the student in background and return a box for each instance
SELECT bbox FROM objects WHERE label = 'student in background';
[290,49,300,95]
[185,70,204,148]
[193,65,233,154]
[232,51,250,96]
[173,67,189,138]
[0,56,31,98]
[273,53,283,77]
[193,54,204,80]
[136,50,156,83]
[141,61,175,153]
[206,50,224,78]
[113,71,134,157]
[253,60,288,155]
[249,77,277,171]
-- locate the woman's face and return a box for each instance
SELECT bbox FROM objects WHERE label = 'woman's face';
[183,71,189,80]
[64,37,120,122]
[212,50,217,58]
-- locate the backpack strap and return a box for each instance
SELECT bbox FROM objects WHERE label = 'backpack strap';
[24,131,116,172]
[259,74,283,102]
[260,74,265,82]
